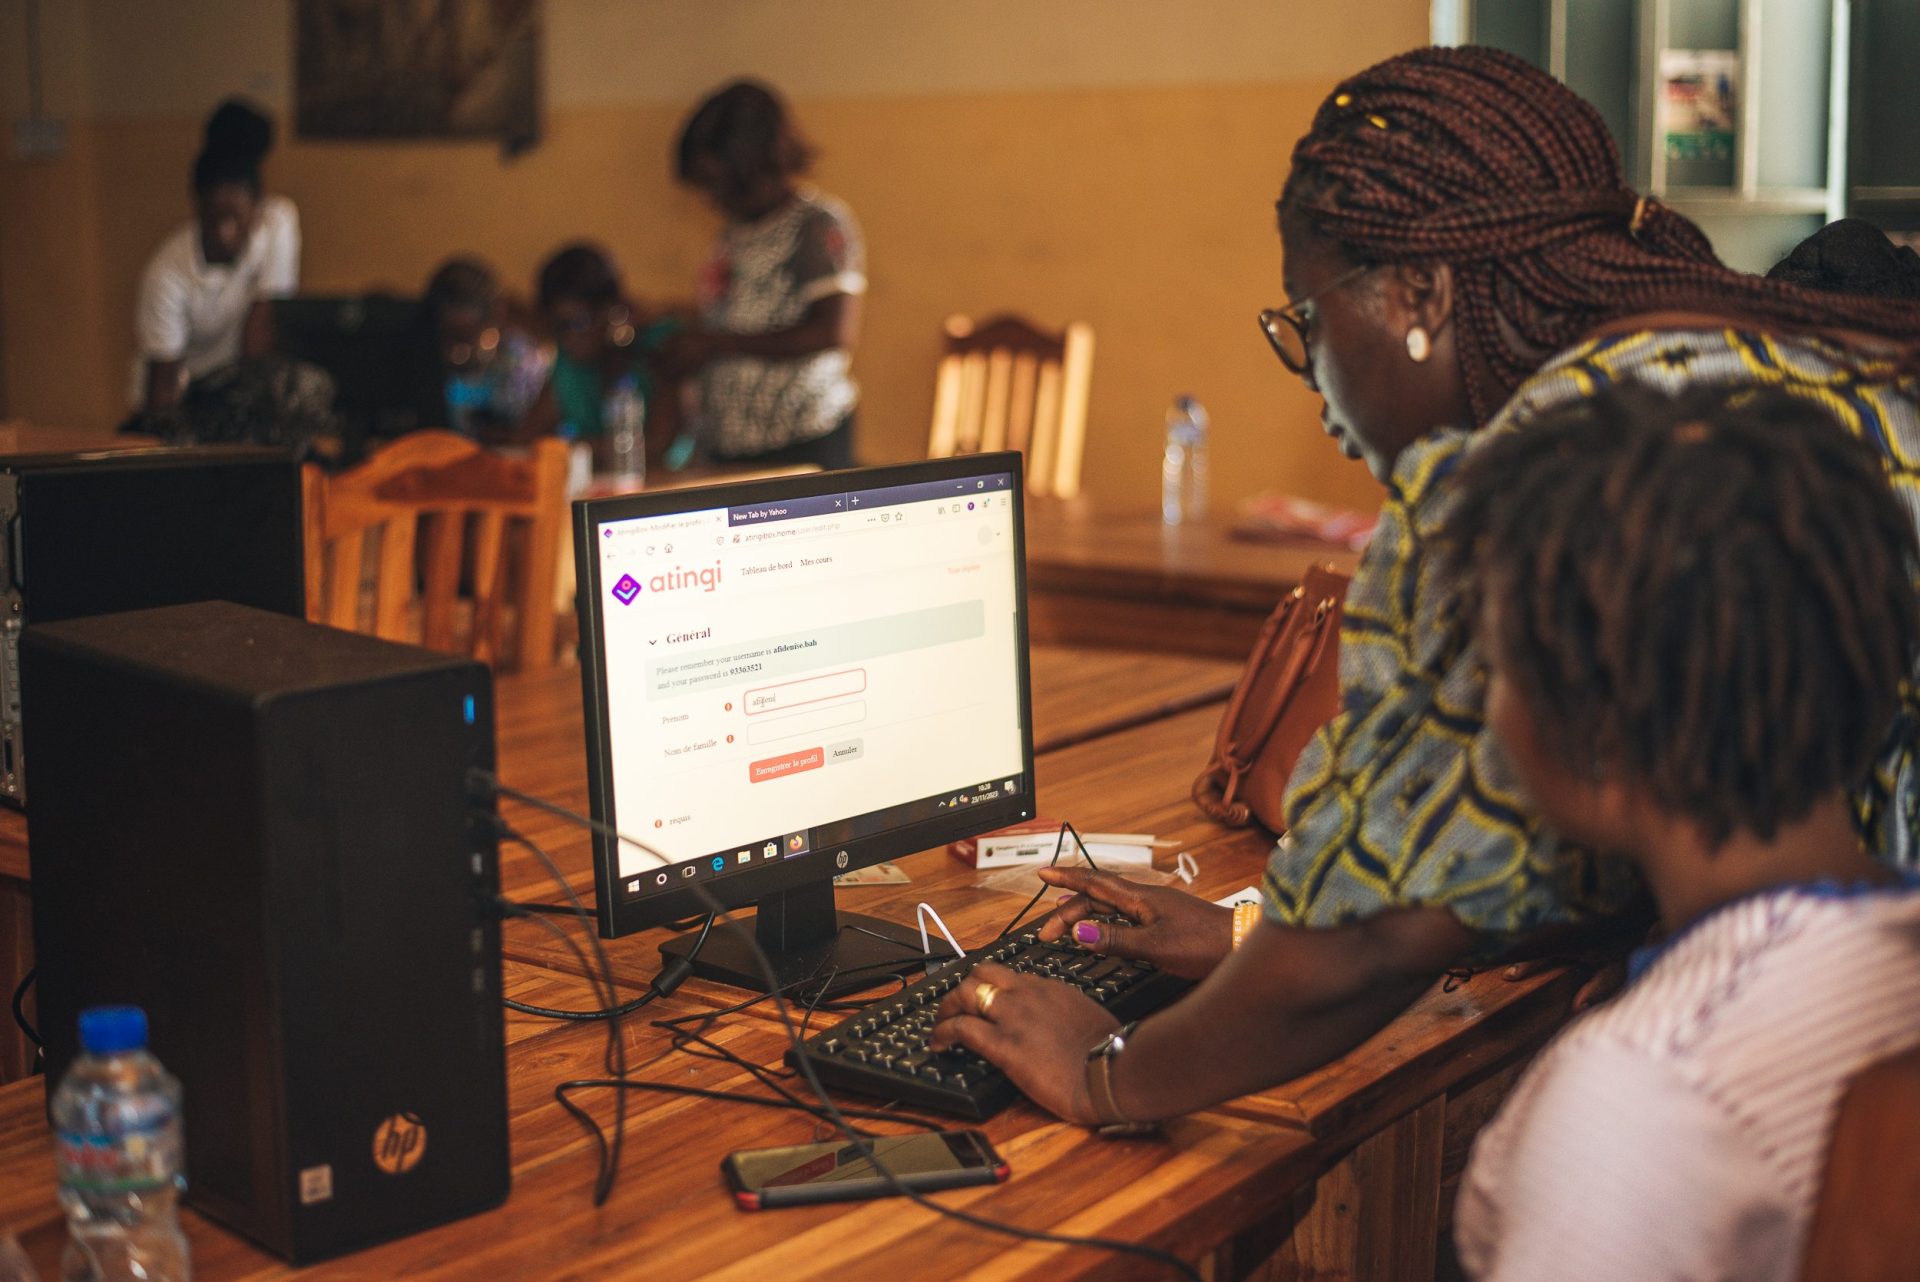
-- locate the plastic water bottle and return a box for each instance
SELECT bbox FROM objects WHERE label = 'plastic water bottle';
[1161,395,1210,525]
[443,372,491,436]
[53,1007,190,1282]
[604,374,645,483]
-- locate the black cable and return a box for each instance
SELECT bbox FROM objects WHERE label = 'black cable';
[499,907,659,1023]
[516,902,709,933]
[471,770,1202,1282]
[490,817,628,1207]
[502,911,715,1022]
[996,821,1103,941]
[658,939,917,1093]
[11,966,39,1050]
[504,992,657,1022]
[555,1076,951,1134]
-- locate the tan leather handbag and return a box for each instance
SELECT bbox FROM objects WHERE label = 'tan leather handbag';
[1191,564,1349,833]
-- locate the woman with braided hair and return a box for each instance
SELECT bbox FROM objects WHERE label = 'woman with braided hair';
[931,45,1920,1135]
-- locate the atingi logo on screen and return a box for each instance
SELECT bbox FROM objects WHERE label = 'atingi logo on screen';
[611,562,724,605]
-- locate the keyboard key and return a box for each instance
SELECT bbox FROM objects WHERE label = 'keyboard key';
[786,928,1191,1119]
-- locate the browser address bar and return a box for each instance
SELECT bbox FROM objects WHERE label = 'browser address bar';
[737,520,848,543]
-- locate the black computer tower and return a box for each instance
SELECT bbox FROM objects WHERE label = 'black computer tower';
[0,444,305,806]
[25,602,510,1263]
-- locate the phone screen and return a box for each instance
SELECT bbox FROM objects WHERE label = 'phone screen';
[725,1130,1006,1207]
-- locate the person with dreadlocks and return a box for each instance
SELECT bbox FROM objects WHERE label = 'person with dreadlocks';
[1446,384,1920,1280]
[931,44,1920,1130]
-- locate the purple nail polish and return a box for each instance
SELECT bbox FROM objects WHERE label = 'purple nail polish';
[1074,922,1099,944]
[1056,892,1075,903]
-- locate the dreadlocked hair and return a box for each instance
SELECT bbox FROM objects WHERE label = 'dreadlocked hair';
[1281,46,1920,426]
[1438,383,1920,848]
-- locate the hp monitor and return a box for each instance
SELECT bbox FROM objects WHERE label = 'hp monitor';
[573,453,1035,994]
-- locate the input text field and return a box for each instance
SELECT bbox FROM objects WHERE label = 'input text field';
[745,700,868,746]
[743,668,868,716]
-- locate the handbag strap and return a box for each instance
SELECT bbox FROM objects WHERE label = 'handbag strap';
[1195,565,1348,821]
[1213,568,1346,770]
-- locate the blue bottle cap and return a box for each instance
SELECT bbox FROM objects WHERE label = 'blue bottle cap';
[77,1006,148,1055]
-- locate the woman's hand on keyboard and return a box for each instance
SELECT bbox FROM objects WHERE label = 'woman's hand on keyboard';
[928,962,1119,1124]
[1035,867,1234,980]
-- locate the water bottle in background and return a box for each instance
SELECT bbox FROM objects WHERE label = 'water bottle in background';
[604,373,646,483]
[443,371,491,436]
[1161,395,1211,525]
[53,1007,189,1282]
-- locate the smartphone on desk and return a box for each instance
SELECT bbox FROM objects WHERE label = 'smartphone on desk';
[723,1130,1009,1210]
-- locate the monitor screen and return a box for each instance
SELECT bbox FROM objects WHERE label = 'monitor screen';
[573,453,1036,939]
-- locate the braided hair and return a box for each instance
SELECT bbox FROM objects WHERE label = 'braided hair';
[1440,384,1920,847]
[1282,46,1920,425]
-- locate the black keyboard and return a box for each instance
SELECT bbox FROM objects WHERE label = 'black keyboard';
[785,925,1191,1119]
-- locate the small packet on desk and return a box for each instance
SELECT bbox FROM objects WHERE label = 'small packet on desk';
[1231,492,1378,550]
[949,818,1156,870]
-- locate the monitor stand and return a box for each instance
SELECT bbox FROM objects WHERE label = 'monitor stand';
[658,877,930,1000]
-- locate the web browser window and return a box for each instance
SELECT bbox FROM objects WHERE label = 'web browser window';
[592,471,1025,899]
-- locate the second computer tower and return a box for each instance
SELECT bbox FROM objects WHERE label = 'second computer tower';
[25,601,509,1263]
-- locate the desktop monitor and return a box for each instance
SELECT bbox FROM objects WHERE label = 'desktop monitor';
[269,295,443,452]
[573,453,1036,995]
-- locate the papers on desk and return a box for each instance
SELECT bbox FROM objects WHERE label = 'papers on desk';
[1231,492,1378,550]
[1214,885,1264,909]
[833,861,911,886]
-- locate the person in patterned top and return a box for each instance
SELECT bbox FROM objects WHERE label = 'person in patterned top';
[658,81,865,470]
[928,46,1920,1130]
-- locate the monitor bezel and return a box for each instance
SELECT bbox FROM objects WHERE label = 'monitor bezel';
[573,452,1037,939]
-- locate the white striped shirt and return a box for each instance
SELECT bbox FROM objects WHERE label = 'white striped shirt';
[1456,879,1920,1282]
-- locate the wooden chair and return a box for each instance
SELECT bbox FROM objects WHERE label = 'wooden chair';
[1801,1044,1920,1280]
[928,314,1094,499]
[302,431,570,672]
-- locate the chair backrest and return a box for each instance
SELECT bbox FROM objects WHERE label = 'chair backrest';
[302,431,570,672]
[1801,1043,1920,1280]
[928,314,1094,499]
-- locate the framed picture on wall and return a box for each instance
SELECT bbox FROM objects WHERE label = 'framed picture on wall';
[295,0,540,151]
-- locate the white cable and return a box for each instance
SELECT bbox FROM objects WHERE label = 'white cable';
[915,902,967,961]
[1174,852,1198,885]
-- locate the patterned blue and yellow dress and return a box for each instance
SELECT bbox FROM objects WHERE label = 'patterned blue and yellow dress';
[1262,326,1920,953]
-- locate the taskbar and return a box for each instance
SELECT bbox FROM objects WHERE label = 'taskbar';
[617,771,1026,900]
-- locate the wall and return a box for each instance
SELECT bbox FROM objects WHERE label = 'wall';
[0,0,1431,514]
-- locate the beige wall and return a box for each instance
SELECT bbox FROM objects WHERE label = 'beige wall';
[0,0,1428,513]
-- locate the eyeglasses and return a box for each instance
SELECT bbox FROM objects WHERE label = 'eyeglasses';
[1258,263,1375,376]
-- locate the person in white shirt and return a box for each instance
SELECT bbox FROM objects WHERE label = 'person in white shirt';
[129,143,300,415]
[1440,382,1920,1282]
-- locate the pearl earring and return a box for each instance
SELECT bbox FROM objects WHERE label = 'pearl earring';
[1406,327,1432,363]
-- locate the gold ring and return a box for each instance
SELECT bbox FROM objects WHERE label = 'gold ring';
[974,980,1001,1019]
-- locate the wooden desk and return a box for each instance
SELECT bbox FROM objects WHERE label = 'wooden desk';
[0,660,1573,1281]
[1024,505,1360,659]
[0,425,144,456]
[0,645,1238,1079]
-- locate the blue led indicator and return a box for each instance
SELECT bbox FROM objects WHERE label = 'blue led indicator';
[463,694,477,725]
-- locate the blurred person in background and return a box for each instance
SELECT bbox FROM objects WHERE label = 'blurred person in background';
[128,98,300,419]
[658,80,865,470]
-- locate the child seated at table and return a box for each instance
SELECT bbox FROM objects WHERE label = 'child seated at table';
[1443,383,1920,1281]
[520,243,681,468]
[424,256,550,438]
